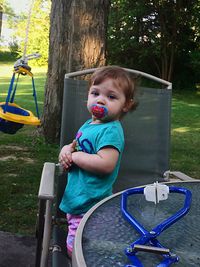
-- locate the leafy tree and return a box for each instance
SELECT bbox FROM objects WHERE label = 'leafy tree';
[183,0,200,88]
[13,0,50,65]
[108,0,200,88]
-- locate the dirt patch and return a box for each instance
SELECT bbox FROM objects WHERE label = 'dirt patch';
[0,156,35,164]
[0,155,35,164]
[0,145,29,152]
[0,145,35,164]
[0,156,17,161]
[7,173,18,177]
[22,157,35,164]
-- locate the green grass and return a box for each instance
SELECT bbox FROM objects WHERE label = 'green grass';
[170,90,200,178]
[0,62,200,235]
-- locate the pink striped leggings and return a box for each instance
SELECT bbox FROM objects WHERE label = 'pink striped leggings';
[66,213,84,257]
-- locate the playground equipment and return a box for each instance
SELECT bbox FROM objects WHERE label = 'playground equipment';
[35,67,195,267]
[0,53,41,134]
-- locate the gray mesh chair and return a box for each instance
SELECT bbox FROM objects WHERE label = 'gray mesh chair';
[35,68,193,267]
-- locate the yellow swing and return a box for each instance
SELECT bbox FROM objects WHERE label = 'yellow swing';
[0,53,41,134]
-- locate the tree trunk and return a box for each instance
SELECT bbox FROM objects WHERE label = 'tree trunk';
[42,0,111,143]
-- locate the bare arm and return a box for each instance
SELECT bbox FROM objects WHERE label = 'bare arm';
[72,147,119,175]
[59,140,76,169]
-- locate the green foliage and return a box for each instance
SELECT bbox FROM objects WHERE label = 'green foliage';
[108,0,157,70]
[107,0,200,89]
[13,0,51,66]
[0,0,15,15]
[0,50,18,61]
[8,40,20,56]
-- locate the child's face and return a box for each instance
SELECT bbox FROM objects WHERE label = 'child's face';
[87,78,128,123]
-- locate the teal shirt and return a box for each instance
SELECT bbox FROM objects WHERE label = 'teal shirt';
[59,119,124,215]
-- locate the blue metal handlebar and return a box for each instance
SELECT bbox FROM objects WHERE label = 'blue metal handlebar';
[121,186,192,267]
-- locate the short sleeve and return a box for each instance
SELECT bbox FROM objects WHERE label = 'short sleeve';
[96,125,124,153]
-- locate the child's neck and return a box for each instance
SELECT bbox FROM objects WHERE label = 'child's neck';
[90,118,104,124]
[90,117,119,124]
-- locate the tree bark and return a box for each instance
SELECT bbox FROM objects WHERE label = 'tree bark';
[42,0,110,143]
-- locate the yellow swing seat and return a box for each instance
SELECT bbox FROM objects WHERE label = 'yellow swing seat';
[0,102,41,126]
[0,54,41,134]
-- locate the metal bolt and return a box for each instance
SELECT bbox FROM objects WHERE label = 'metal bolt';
[150,231,156,235]
[126,247,133,253]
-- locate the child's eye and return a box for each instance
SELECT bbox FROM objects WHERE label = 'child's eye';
[91,91,99,96]
[108,95,116,100]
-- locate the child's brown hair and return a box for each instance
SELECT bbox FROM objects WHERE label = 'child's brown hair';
[89,66,138,113]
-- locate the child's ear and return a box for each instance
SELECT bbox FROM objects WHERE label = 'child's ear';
[123,99,134,113]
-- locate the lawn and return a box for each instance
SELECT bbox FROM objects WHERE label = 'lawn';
[0,62,199,235]
[170,90,200,178]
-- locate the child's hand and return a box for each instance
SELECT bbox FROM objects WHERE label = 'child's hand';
[59,140,77,170]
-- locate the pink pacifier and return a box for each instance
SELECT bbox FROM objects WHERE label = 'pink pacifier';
[91,104,108,119]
